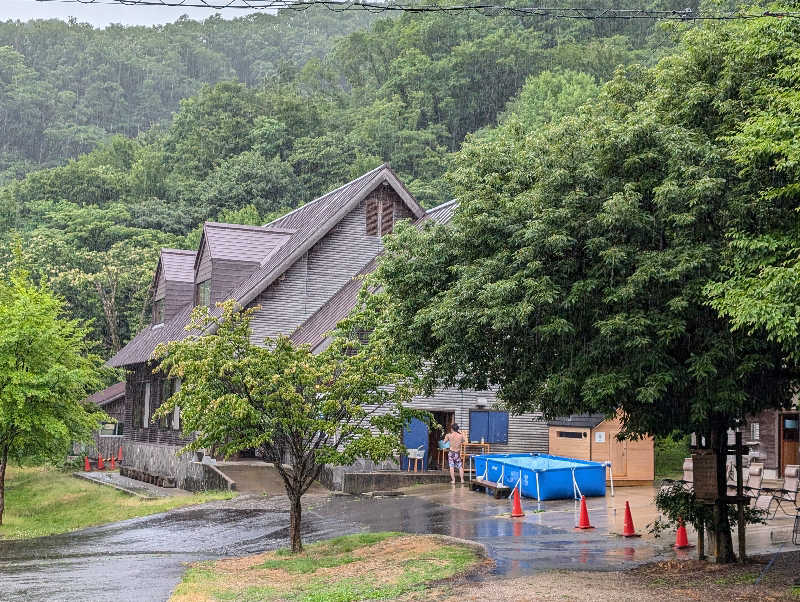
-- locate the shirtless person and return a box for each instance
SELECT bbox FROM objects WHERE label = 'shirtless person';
[444,423,466,484]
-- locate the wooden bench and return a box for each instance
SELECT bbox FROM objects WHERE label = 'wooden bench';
[470,477,511,499]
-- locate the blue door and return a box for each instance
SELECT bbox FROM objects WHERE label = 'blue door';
[401,418,429,470]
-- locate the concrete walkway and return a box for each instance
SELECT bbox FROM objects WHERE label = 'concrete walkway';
[73,471,191,499]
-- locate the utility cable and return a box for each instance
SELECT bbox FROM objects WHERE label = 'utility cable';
[29,0,800,20]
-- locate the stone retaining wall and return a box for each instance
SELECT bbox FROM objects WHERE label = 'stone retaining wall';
[121,441,234,492]
[72,435,125,461]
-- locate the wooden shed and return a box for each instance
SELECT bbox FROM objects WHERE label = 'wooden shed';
[547,414,654,486]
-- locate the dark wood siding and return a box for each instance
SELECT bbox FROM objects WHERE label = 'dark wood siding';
[196,239,212,285]
[212,258,260,304]
[164,281,193,322]
[124,363,192,446]
[155,263,166,300]
[745,409,780,470]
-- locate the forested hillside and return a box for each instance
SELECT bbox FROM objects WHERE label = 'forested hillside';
[0,5,681,357]
[0,9,377,182]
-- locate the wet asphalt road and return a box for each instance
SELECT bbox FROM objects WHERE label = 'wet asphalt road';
[0,486,673,601]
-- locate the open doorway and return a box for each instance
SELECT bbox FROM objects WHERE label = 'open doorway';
[780,412,799,477]
[428,411,455,470]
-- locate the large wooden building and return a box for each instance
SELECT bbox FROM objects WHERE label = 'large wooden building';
[106,166,548,490]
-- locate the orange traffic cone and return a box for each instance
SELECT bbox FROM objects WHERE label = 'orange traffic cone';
[97,454,105,470]
[575,495,594,529]
[110,456,116,470]
[511,486,525,517]
[84,456,91,472]
[117,446,123,463]
[674,518,694,549]
[622,501,641,537]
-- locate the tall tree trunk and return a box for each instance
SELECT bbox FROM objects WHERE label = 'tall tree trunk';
[0,444,8,526]
[712,423,735,563]
[289,493,303,553]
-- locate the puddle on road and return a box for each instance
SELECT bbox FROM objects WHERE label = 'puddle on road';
[310,490,672,576]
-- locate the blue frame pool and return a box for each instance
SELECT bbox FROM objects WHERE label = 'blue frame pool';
[472,453,606,500]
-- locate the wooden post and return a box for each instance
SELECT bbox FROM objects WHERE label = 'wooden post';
[736,430,746,563]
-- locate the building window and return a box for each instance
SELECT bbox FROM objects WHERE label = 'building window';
[153,298,165,324]
[160,378,180,429]
[99,422,124,436]
[557,431,585,439]
[469,410,509,444]
[751,422,760,441]
[196,279,211,306]
[143,381,151,428]
[132,380,150,429]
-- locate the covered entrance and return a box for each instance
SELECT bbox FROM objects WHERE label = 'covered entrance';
[780,411,800,477]
[401,411,455,471]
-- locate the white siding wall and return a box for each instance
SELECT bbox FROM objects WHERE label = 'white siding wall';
[402,387,547,454]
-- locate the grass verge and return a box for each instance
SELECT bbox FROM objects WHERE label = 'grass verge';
[0,464,233,540]
[171,532,484,601]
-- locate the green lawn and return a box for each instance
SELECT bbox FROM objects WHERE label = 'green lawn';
[172,532,484,601]
[0,464,233,540]
[654,434,690,480]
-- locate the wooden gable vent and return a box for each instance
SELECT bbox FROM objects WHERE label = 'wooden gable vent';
[365,183,397,237]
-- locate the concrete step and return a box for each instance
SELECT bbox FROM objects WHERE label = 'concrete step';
[215,463,327,494]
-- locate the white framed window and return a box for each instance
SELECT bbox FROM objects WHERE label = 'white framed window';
[143,382,151,427]
[751,422,760,441]
[172,379,181,430]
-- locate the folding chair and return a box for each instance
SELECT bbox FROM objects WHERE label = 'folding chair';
[728,463,764,499]
[762,465,799,519]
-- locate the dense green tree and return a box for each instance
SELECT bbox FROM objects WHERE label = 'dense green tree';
[199,151,303,218]
[0,204,178,354]
[374,15,800,563]
[0,255,106,525]
[703,17,800,359]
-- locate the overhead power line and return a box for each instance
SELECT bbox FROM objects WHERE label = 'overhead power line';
[29,0,800,20]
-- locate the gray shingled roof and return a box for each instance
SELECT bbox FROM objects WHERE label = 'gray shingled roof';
[107,165,425,368]
[290,199,459,350]
[85,381,126,406]
[202,222,293,263]
[547,414,606,428]
[223,164,425,313]
[107,304,197,368]
[161,249,196,282]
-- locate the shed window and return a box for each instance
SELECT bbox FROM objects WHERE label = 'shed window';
[153,298,165,324]
[557,431,585,439]
[469,411,509,444]
[196,279,211,306]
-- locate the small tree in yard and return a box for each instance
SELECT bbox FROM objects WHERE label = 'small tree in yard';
[153,299,424,553]
[0,258,106,526]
